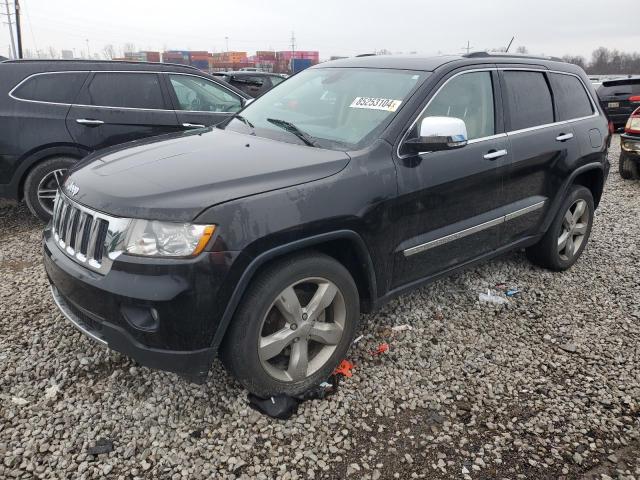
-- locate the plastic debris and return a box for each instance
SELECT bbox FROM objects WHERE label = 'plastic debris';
[478,289,509,305]
[334,359,354,377]
[87,438,114,456]
[11,396,28,406]
[352,334,364,344]
[45,383,60,400]
[506,288,520,297]
[391,324,413,332]
[372,343,390,355]
[248,375,340,420]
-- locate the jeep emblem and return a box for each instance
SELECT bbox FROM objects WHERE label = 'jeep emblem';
[65,181,79,196]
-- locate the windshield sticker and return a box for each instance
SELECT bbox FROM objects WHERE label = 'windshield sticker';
[349,97,402,112]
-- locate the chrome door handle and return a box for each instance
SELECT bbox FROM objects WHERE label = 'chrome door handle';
[76,119,104,126]
[556,133,574,142]
[483,149,508,160]
[182,123,206,129]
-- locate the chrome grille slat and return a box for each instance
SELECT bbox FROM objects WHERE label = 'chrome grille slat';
[51,192,129,275]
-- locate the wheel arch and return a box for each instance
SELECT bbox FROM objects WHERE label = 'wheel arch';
[211,230,377,352]
[541,162,605,233]
[16,144,90,199]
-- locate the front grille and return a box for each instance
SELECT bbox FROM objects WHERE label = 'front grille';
[51,192,130,274]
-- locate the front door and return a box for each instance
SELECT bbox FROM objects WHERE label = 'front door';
[66,71,180,151]
[164,73,245,129]
[392,69,508,288]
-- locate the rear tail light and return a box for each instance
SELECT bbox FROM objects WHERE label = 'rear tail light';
[609,120,615,135]
[625,107,640,134]
[630,95,640,103]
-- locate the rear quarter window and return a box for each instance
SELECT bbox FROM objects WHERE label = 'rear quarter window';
[502,71,554,131]
[549,73,594,120]
[12,72,89,104]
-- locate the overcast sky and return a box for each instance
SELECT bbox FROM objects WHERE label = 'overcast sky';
[1,0,637,60]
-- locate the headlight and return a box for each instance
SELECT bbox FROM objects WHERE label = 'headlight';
[124,220,216,257]
[622,140,640,152]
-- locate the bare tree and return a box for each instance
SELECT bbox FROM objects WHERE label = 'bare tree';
[516,46,528,54]
[47,47,59,59]
[122,43,136,55]
[103,44,116,60]
[562,54,587,70]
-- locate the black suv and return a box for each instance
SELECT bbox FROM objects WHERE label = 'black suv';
[44,53,609,396]
[212,71,286,98]
[596,76,640,129]
[0,60,250,220]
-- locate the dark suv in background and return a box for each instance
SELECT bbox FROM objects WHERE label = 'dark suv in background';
[596,76,640,129]
[212,71,286,97]
[0,60,250,220]
[44,53,609,396]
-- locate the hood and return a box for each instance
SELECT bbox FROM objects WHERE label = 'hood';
[66,128,350,221]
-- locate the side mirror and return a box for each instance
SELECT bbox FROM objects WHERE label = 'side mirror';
[404,116,468,154]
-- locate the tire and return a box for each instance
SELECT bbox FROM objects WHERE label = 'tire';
[24,156,77,222]
[526,185,594,271]
[619,152,639,180]
[221,252,360,397]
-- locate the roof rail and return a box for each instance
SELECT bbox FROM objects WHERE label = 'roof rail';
[463,51,565,62]
[1,58,201,71]
[355,53,377,57]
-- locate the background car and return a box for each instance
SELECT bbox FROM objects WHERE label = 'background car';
[596,76,640,129]
[619,106,640,179]
[0,59,251,221]
[211,71,286,98]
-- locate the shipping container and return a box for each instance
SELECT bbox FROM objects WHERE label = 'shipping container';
[291,58,313,73]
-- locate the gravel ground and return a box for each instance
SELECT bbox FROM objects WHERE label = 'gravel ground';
[1,136,639,480]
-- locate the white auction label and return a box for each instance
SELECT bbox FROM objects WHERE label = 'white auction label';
[349,97,402,112]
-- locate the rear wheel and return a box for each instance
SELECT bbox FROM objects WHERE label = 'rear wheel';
[221,252,360,396]
[619,152,639,180]
[24,157,77,222]
[526,185,594,271]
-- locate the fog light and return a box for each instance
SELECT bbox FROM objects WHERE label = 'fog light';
[121,305,159,332]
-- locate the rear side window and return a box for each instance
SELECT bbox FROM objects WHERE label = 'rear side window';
[12,72,88,103]
[503,71,554,130]
[549,73,594,120]
[83,72,166,109]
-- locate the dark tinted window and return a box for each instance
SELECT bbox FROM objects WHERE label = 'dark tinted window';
[598,79,640,96]
[84,72,166,109]
[503,71,554,130]
[549,73,593,120]
[13,72,88,103]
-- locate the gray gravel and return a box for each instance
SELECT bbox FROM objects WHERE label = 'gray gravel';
[1,136,639,480]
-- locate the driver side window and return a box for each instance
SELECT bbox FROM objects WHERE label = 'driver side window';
[419,71,495,140]
[169,75,243,113]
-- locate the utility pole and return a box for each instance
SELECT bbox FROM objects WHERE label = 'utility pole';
[290,31,296,73]
[2,0,17,59]
[225,36,229,52]
[85,38,90,58]
[462,40,473,55]
[14,0,22,58]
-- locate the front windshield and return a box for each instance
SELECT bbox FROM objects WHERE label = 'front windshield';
[224,67,428,150]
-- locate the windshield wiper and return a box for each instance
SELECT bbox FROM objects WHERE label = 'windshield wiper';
[232,114,255,132]
[266,118,320,147]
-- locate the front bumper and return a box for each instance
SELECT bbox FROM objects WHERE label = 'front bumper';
[621,134,640,159]
[43,226,241,379]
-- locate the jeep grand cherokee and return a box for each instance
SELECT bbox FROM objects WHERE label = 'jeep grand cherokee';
[43,53,610,396]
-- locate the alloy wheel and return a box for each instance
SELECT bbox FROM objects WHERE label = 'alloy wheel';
[557,199,589,261]
[258,277,346,382]
[37,169,67,215]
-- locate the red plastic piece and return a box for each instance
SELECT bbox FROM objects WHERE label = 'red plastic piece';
[333,359,354,377]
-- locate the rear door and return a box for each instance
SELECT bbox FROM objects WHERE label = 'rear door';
[66,71,179,151]
[498,68,581,245]
[164,73,244,129]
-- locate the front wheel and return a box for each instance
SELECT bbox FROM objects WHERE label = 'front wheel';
[526,185,594,271]
[619,152,639,180]
[221,252,360,397]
